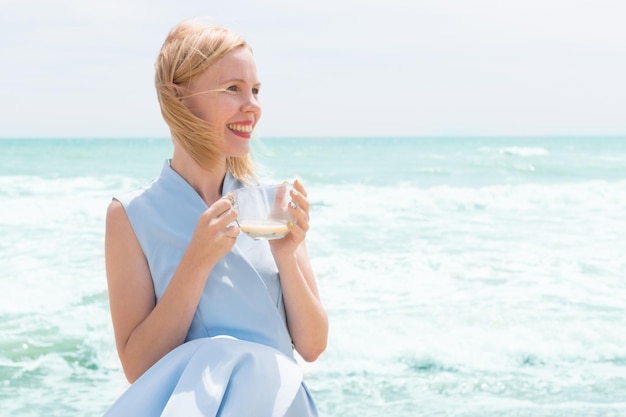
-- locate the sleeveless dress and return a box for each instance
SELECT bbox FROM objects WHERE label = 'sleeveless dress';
[103,160,318,417]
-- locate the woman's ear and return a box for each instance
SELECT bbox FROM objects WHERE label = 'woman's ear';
[173,85,183,99]
[174,82,192,101]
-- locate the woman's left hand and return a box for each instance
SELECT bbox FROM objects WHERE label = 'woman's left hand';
[269,179,327,361]
[269,179,310,258]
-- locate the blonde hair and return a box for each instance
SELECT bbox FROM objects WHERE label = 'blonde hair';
[155,19,256,182]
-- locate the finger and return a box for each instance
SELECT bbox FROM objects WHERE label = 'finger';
[218,207,238,225]
[289,206,309,233]
[223,192,235,207]
[293,179,308,198]
[205,198,232,218]
[287,221,307,241]
[209,196,239,219]
[290,189,310,214]
[290,202,309,228]
[273,184,289,214]
[202,205,238,232]
[223,223,240,238]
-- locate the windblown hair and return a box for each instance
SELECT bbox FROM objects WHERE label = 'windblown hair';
[155,19,255,182]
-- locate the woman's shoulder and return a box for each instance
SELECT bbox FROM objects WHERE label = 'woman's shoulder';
[113,180,156,208]
[114,160,173,208]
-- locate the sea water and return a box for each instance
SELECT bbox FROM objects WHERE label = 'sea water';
[1,136,626,416]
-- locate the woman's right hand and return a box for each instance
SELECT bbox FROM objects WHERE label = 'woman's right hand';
[187,195,240,271]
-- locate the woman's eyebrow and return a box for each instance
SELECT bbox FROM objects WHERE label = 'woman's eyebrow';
[219,78,261,87]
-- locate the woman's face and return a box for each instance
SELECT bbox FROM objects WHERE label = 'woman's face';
[181,47,262,158]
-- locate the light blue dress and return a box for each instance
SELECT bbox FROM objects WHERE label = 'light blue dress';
[103,160,318,417]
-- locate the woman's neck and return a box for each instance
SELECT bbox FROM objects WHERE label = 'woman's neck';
[170,146,227,207]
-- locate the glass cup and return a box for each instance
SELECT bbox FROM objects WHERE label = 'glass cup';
[231,183,295,240]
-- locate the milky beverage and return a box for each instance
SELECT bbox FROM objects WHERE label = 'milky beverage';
[239,219,289,240]
[233,183,294,240]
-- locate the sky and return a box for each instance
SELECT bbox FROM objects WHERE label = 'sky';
[1,0,625,138]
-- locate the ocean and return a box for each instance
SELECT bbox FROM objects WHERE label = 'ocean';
[1,136,626,416]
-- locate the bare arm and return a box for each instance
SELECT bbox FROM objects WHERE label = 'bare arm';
[270,181,328,361]
[275,242,328,361]
[105,197,238,382]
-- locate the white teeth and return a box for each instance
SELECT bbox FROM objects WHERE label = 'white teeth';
[228,124,253,133]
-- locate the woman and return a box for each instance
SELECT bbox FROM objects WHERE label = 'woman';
[103,18,328,416]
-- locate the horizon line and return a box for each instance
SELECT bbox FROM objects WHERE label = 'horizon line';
[1,134,626,140]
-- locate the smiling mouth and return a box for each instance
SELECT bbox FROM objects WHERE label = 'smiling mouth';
[227,124,253,133]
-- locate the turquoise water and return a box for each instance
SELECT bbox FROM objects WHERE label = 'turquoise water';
[1,136,626,416]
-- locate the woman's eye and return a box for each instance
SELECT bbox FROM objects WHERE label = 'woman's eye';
[252,87,260,95]
[226,85,238,92]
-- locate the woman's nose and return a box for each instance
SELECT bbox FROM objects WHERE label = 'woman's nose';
[242,93,261,114]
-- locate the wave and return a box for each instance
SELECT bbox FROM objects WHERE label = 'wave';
[479,146,550,157]
[311,179,626,215]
